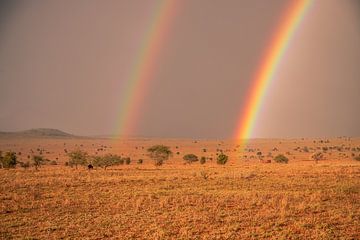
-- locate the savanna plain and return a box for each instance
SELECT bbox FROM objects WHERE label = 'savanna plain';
[1,135,359,239]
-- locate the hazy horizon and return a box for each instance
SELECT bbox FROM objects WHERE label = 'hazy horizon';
[1,0,359,139]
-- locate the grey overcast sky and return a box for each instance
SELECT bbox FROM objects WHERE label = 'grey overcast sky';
[0,0,359,138]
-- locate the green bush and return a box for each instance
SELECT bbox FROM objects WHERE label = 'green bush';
[0,151,17,169]
[67,150,88,168]
[274,154,289,164]
[217,153,228,165]
[124,157,131,165]
[92,154,123,169]
[32,155,45,170]
[147,145,172,166]
[183,154,198,164]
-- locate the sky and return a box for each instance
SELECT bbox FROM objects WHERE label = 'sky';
[0,0,359,139]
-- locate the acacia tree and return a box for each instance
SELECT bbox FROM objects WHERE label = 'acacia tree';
[147,145,172,166]
[67,150,88,169]
[32,155,45,170]
[0,151,17,169]
[92,154,123,169]
[183,154,198,164]
[274,154,289,164]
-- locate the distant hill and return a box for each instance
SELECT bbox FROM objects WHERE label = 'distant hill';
[0,128,75,138]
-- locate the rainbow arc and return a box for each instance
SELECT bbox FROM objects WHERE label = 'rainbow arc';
[235,0,312,151]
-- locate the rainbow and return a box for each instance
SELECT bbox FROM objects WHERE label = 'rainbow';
[115,0,178,137]
[235,0,312,149]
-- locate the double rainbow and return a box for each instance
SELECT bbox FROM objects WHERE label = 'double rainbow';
[116,0,312,143]
[235,0,312,150]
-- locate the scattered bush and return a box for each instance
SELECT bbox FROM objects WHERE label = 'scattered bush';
[0,151,17,169]
[92,154,123,169]
[124,157,131,165]
[50,160,58,165]
[274,154,289,164]
[200,156,206,164]
[147,145,172,166]
[217,153,228,165]
[19,161,30,170]
[354,155,360,161]
[32,155,45,170]
[183,154,198,164]
[311,152,324,163]
[137,159,143,164]
[67,150,88,168]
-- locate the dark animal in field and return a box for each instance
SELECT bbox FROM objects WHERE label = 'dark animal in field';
[88,164,94,170]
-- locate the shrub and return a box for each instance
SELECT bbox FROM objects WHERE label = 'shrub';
[147,145,172,166]
[217,153,228,165]
[0,151,17,169]
[124,157,131,165]
[50,160,57,165]
[137,159,143,164]
[183,154,198,164]
[311,152,324,163]
[67,150,88,168]
[354,155,360,161]
[32,155,45,170]
[19,161,30,170]
[200,156,206,164]
[92,154,123,169]
[274,154,289,164]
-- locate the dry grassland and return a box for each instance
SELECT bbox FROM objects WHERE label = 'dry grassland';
[1,137,359,239]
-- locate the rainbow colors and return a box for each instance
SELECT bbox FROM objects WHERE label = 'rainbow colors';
[115,1,178,137]
[235,0,311,146]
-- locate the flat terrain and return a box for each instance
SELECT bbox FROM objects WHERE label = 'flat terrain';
[1,136,360,239]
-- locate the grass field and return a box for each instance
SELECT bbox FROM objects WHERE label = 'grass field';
[1,137,360,239]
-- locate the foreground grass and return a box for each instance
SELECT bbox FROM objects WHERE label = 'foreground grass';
[1,163,359,239]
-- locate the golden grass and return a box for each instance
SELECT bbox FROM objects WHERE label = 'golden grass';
[0,137,359,239]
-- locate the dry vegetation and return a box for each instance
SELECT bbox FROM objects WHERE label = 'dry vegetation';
[1,136,360,239]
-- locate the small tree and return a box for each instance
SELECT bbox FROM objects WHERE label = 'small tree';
[200,156,206,164]
[32,155,45,170]
[19,161,30,170]
[124,157,131,165]
[183,154,198,164]
[311,152,324,163]
[67,150,88,169]
[147,145,172,166]
[0,151,17,169]
[217,153,228,165]
[274,154,289,164]
[92,154,123,169]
